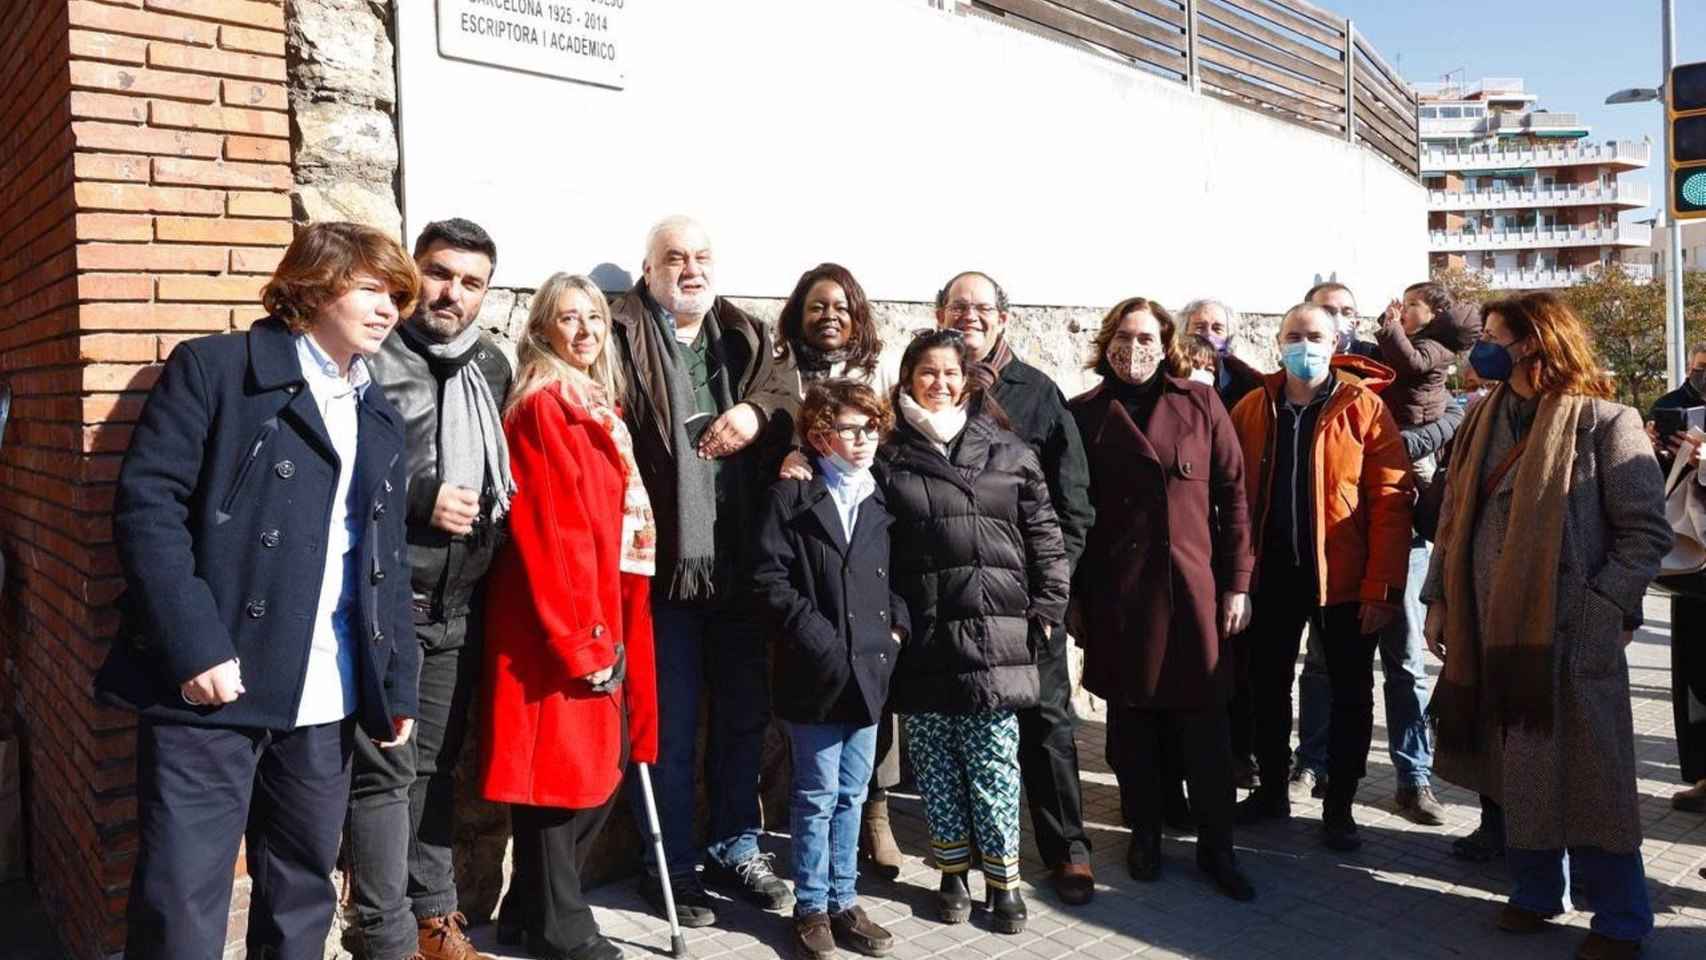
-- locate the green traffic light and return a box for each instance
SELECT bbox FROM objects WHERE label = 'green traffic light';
[1686,171,1706,207]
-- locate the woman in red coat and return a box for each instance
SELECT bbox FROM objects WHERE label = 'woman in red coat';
[1067,297,1254,902]
[483,272,658,960]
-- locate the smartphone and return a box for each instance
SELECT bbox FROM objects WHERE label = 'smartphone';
[1655,405,1705,438]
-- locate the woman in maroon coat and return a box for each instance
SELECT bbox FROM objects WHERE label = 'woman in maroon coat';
[482,272,659,960]
[1068,297,1255,902]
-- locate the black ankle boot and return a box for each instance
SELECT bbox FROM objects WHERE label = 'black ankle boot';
[1125,829,1161,882]
[1321,786,1362,852]
[1197,848,1256,902]
[936,871,971,924]
[986,886,1027,934]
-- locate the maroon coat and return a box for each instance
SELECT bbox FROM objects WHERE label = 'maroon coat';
[1067,376,1252,709]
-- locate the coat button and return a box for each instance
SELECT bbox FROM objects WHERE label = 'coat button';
[876,567,885,577]
[879,610,888,619]
[1181,460,1195,477]
[245,599,267,619]
[371,568,385,583]
[260,529,281,548]
[848,612,856,621]
[372,630,385,646]
[286,385,299,394]
[372,502,386,519]
[274,460,295,479]
[593,625,605,638]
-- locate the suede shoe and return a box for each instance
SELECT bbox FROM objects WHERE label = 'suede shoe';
[705,852,795,912]
[1051,862,1095,905]
[417,912,489,960]
[1234,786,1291,825]
[830,904,894,956]
[1197,849,1256,902]
[792,913,837,960]
[1576,931,1642,960]
[936,871,972,924]
[985,886,1027,935]
[1287,767,1325,803]
[1496,903,1554,934]
[639,871,718,928]
[1395,784,1448,826]
[860,790,905,881]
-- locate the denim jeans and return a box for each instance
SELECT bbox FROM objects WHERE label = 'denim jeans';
[786,721,877,915]
[1507,846,1654,942]
[347,617,475,960]
[630,598,769,877]
[1295,541,1434,785]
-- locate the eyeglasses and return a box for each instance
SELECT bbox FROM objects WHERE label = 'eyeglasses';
[944,301,999,319]
[831,424,882,441]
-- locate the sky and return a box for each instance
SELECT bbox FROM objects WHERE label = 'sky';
[1338,0,1706,220]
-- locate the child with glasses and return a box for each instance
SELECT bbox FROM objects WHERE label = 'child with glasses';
[751,379,910,960]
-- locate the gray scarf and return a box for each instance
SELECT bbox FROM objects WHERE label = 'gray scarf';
[400,320,515,520]
[648,307,732,601]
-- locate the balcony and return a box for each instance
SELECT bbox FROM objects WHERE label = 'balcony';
[1429,222,1653,252]
[1427,182,1651,211]
[1482,262,1656,290]
[1421,140,1650,172]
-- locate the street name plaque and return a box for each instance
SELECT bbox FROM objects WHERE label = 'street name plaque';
[437,0,627,89]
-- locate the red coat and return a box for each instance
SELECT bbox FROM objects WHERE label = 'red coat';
[481,386,658,810]
[1067,377,1252,709]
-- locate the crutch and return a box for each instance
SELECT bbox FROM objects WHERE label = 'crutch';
[636,762,689,958]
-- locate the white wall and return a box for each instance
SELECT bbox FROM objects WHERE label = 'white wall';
[396,0,1425,312]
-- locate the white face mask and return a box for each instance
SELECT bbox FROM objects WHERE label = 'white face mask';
[1189,368,1215,386]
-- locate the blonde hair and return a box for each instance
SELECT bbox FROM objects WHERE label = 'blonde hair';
[506,273,624,415]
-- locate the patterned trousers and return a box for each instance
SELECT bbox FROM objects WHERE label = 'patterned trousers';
[904,710,1022,890]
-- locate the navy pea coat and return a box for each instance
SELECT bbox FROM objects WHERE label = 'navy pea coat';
[95,316,418,740]
[750,472,911,726]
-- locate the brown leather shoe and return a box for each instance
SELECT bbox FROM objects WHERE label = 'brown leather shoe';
[1496,903,1555,934]
[1576,931,1642,960]
[830,904,894,957]
[1052,862,1095,905]
[418,912,491,960]
[793,913,837,960]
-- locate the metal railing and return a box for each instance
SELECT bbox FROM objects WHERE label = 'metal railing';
[1429,222,1654,251]
[964,0,1420,178]
[1482,262,1655,290]
[1426,182,1652,210]
[1422,140,1652,171]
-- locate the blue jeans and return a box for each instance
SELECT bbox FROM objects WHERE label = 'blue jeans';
[1295,541,1434,785]
[786,721,877,916]
[630,599,769,876]
[1506,846,1653,942]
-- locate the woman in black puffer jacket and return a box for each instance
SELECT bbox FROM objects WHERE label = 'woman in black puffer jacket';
[878,329,1070,934]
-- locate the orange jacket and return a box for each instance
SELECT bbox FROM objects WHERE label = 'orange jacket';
[1228,354,1413,607]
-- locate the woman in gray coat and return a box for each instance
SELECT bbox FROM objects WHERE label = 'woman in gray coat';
[1423,291,1669,960]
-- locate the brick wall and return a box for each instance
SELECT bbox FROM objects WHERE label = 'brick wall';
[0,2,294,957]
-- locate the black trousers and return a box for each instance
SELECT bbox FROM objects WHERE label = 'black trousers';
[347,615,478,960]
[1112,704,1236,855]
[1248,558,1379,800]
[1016,626,1091,866]
[1672,594,1706,783]
[502,708,628,955]
[124,717,355,960]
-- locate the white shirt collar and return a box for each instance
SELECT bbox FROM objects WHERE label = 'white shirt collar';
[295,332,372,398]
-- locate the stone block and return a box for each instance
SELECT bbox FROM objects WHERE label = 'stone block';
[287,0,396,107]
[292,101,397,173]
[293,182,401,237]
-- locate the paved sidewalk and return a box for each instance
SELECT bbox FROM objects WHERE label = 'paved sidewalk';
[471,593,1706,959]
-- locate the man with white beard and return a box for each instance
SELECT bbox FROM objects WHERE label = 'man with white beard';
[609,215,800,927]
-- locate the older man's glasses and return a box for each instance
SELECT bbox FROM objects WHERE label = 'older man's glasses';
[944,301,999,319]
[831,423,882,441]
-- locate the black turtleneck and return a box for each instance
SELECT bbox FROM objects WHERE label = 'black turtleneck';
[1104,369,1165,430]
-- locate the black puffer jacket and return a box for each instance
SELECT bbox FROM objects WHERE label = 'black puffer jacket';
[877,402,1070,715]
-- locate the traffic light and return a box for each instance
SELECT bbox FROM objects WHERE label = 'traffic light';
[1670,61,1706,219]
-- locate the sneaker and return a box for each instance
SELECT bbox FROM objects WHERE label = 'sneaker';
[1287,767,1325,803]
[792,913,837,960]
[705,852,795,912]
[829,904,894,957]
[1395,784,1448,826]
[639,870,718,928]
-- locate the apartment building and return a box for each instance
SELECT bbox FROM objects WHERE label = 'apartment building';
[1415,77,1653,290]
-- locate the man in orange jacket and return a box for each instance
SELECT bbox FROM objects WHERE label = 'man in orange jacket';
[1227,302,1412,851]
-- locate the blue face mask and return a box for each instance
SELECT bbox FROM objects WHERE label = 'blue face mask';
[1468,341,1515,382]
[1281,341,1333,381]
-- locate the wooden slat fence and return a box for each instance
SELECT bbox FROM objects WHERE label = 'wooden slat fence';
[968,0,1420,179]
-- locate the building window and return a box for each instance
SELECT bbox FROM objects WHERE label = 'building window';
[1421,106,1438,118]
[1441,106,1463,118]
